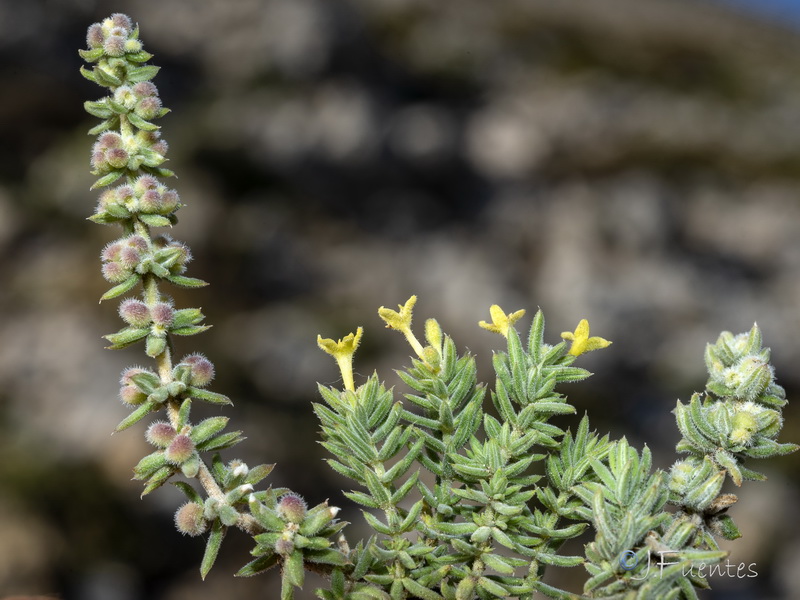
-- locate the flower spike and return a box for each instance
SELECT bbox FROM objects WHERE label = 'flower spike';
[561,319,612,356]
[317,327,363,391]
[478,304,526,338]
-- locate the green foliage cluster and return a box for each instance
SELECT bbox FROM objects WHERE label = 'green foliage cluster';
[81,14,797,600]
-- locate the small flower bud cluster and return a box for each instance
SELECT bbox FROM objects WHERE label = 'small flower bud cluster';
[119,366,156,405]
[178,353,215,388]
[118,298,175,330]
[95,175,179,221]
[86,13,138,56]
[101,235,148,283]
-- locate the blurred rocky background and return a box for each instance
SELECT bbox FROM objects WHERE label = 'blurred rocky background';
[2,0,800,598]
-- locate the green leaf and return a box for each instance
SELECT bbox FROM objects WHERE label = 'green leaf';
[187,387,233,405]
[127,64,161,83]
[84,99,113,118]
[197,431,245,452]
[172,481,204,504]
[172,308,205,328]
[141,465,175,496]
[115,400,157,431]
[402,578,443,600]
[165,274,209,287]
[79,65,98,83]
[133,451,168,479]
[139,214,171,227]
[91,170,124,190]
[477,577,508,598]
[100,274,141,301]
[190,417,229,444]
[200,520,226,580]
[245,463,276,486]
[236,554,279,577]
[171,325,212,336]
[104,326,149,349]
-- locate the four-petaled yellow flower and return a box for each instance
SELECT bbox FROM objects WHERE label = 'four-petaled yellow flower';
[317,327,363,391]
[561,319,611,356]
[378,295,425,358]
[479,305,526,338]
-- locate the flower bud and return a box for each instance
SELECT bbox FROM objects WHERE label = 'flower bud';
[175,502,207,536]
[135,96,162,120]
[151,140,169,156]
[125,235,149,252]
[119,298,151,327]
[102,261,131,283]
[87,23,105,48]
[106,147,129,169]
[114,86,137,110]
[110,13,133,33]
[117,246,141,269]
[100,132,123,149]
[101,241,123,262]
[133,174,159,195]
[181,353,215,387]
[729,411,758,446]
[140,189,162,213]
[133,82,158,98]
[151,302,175,327]
[165,434,195,464]
[146,421,177,447]
[124,39,142,54]
[103,34,126,57]
[120,384,147,406]
[159,190,180,214]
[277,494,307,524]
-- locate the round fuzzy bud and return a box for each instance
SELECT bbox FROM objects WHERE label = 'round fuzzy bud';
[181,353,215,387]
[151,140,169,156]
[133,81,158,98]
[110,13,133,33]
[668,459,696,494]
[118,246,141,270]
[102,261,131,283]
[274,537,294,556]
[91,150,107,170]
[135,96,162,120]
[125,235,149,253]
[120,384,147,406]
[119,298,151,327]
[151,302,175,327]
[133,175,159,195]
[87,23,105,48]
[120,366,151,386]
[97,132,122,149]
[101,241,123,262]
[113,86,137,110]
[97,189,117,211]
[277,494,307,524]
[159,190,180,214]
[165,434,195,464]
[103,34,126,57]
[140,189,162,213]
[124,39,142,54]
[175,502,207,537]
[146,421,178,447]
[106,147,129,169]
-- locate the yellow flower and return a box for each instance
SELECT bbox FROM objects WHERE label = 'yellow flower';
[317,327,363,391]
[561,319,611,356]
[479,305,526,338]
[378,296,425,357]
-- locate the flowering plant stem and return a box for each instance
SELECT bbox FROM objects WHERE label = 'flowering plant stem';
[82,14,797,600]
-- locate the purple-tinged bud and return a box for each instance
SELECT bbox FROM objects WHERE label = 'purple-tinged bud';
[110,13,133,33]
[151,302,175,327]
[275,538,294,556]
[91,150,107,170]
[120,384,147,406]
[159,190,180,213]
[151,140,169,156]
[126,235,149,252]
[97,132,122,150]
[119,298,151,327]
[118,246,141,269]
[109,26,128,38]
[165,434,195,464]
[103,35,126,57]
[97,189,117,210]
[120,366,151,386]
[133,175,159,196]
[146,421,177,447]
[102,261,131,283]
[135,96,162,120]
[133,82,158,98]
[277,494,307,524]
[140,190,162,212]
[106,147,129,169]
[175,502,207,536]
[117,185,135,209]
[87,23,105,48]
[181,353,215,387]
[101,241,123,262]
